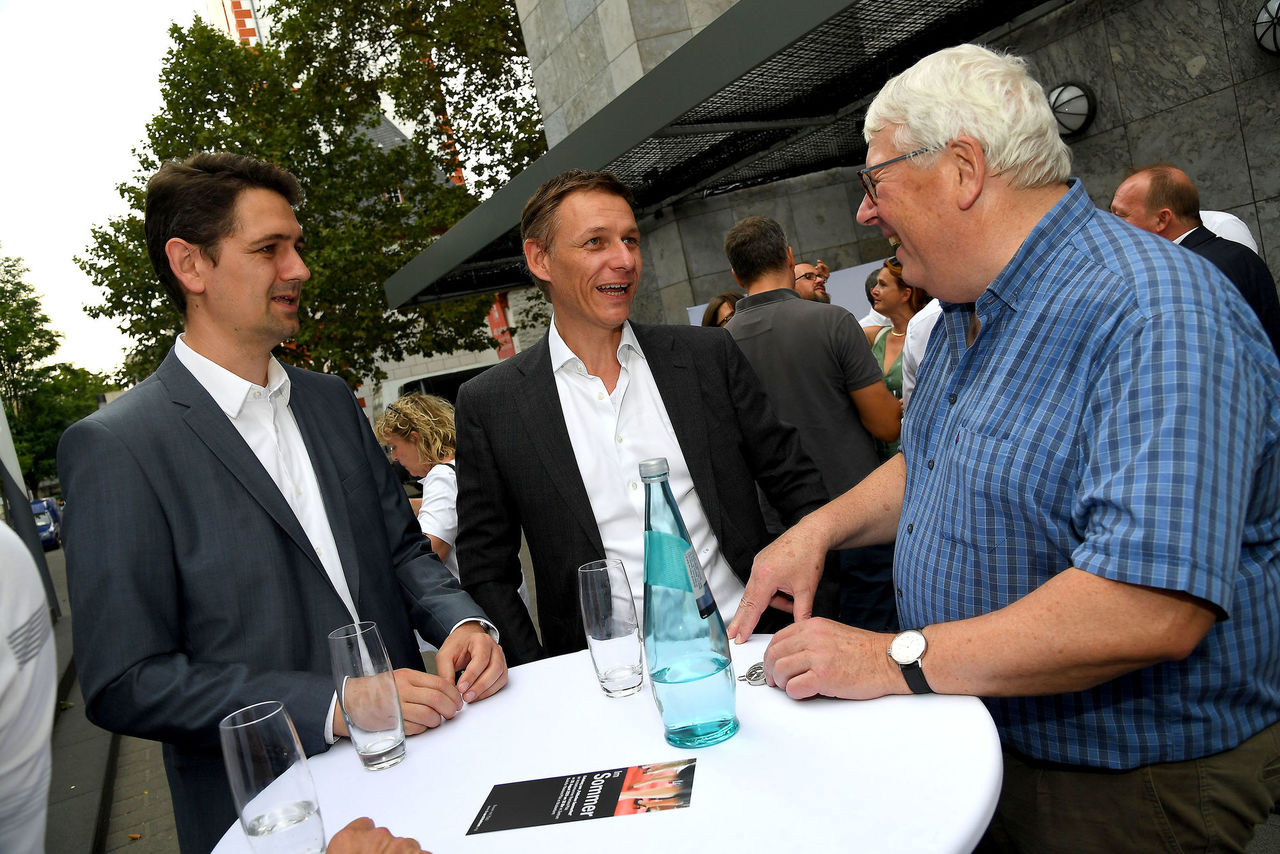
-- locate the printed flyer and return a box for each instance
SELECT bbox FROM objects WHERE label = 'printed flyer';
[468,758,696,834]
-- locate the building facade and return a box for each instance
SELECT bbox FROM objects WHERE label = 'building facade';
[515,0,1279,331]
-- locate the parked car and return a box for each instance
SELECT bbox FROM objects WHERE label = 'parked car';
[30,498,61,550]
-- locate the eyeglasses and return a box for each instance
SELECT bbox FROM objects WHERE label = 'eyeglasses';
[857,148,934,205]
[715,314,733,327]
[796,272,825,283]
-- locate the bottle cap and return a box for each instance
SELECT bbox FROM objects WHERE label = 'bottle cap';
[638,458,669,479]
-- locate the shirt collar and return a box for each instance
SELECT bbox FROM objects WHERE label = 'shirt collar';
[737,288,800,311]
[547,315,644,374]
[978,178,1091,315]
[174,334,291,419]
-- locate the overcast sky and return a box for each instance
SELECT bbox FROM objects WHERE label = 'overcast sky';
[0,0,204,376]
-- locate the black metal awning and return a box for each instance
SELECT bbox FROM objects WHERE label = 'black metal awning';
[385,0,1045,309]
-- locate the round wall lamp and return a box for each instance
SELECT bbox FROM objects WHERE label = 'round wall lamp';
[1257,0,1280,54]
[1046,82,1097,139]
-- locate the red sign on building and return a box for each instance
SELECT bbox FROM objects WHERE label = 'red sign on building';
[488,294,516,360]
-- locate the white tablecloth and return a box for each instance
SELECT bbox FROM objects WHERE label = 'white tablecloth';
[215,635,1002,853]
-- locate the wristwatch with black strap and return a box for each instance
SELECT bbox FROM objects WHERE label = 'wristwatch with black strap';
[888,629,933,694]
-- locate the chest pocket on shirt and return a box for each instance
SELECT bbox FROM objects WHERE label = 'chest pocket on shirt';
[937,428,1020,555]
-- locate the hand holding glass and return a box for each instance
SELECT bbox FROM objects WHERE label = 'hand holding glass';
[328,621,406,770]
[578,559,644,697]
[219,700,326,853]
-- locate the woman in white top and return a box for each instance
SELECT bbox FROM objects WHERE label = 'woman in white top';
[375,394,529,607]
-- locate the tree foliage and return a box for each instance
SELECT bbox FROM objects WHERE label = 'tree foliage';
[9,364,114,496]
[0,249,61,408]
[79,1,545,387]
[268,0,545,198]
[0,246,114,494]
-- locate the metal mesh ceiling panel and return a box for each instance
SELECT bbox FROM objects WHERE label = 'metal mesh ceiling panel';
[389,0,1049,306]
[616,0,1041,213]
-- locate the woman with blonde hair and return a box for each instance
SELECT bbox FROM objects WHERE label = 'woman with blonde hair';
[375,393,463,578]
[375,393,530,613]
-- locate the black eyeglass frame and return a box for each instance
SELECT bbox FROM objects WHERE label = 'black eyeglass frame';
[857,148,936,204]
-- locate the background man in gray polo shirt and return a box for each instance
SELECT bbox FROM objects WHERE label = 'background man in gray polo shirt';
[723,215,901,630]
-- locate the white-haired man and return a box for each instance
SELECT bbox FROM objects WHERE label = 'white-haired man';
[728,44,1280,852]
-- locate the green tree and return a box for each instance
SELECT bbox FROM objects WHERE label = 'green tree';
[0,249,61,408]
[79,2,545,388]
[9,364,114,496]
[0,246,114,494]
[268,0,545,197]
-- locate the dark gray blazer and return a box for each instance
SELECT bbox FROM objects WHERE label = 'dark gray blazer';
[454,323,827,665]
[58,350,485,854]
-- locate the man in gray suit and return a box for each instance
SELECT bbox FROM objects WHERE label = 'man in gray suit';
[58,153,506,853]
[455,170,826,665]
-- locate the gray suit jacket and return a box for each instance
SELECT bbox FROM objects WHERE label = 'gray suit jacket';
[454,323,827,665]
[58,350,485,853]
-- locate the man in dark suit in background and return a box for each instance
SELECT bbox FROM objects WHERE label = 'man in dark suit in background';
[454,170,826,665]
[1112,163,1280,355]
[58,153,506,853]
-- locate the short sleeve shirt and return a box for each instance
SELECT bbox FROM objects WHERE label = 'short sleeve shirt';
[727,288,885,495]
[897,180,1280,768]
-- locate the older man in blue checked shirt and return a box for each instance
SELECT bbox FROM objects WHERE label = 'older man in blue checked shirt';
[728,44,1280,854]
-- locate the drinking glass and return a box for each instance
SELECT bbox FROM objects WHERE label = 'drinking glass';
[327,621,406,770]
[219,700,326,853]
[578,558,644,697]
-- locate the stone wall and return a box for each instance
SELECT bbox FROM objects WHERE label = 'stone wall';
[986,0,1280,279]
[515,0,1280,327]
[629,168,893,326]
[517,0,741,146]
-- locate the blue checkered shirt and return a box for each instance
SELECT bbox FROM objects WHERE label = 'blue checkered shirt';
[897,180,1280,768]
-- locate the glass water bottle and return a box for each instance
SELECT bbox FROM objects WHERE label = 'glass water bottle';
[640,457,739,748]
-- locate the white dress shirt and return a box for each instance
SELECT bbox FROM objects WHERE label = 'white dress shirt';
[175,336,358,621]
[900,298,943,409]
[548,319,744,628]
[1199,210,1259,252]
[858,307,891,328]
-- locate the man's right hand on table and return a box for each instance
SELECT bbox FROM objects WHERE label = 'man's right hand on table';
[327,817,429,853]
[333,670,464,738]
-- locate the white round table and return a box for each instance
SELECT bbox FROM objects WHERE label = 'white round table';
[215,635,1002,853]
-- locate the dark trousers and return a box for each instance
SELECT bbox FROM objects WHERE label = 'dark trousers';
[977,718,1280,854]
[834,543,898,633]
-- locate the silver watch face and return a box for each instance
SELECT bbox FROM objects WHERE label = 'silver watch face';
[890,630,927,665]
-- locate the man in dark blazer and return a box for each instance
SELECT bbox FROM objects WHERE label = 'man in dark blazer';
[455,170,827,665]
[58,153,506,853]
[1112,163,1280,355]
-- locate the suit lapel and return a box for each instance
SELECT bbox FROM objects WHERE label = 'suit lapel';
[287,371,362,606]
[633,324,723,523]
[515,336,606,555]
[157,353,328,578]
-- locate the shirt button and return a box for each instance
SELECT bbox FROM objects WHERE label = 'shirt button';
[948,393,957,404]
[597,392,605,400]
[906,523,913,534]
[630,481,638,490]
[615,435,623,444]
[896,587,904,597]
[927,459,934,470]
